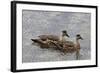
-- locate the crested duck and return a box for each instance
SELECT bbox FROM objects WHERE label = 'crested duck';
[38,30,70,42]
[31,30,70,48]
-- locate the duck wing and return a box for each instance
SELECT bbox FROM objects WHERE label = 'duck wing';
[62,41,76,53]
[63,41,74,47]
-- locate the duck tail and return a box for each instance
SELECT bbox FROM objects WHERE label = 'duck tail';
[31,39,44,44]
[31,39,38,42]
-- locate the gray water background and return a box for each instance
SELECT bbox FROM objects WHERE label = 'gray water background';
[22,10,91,63]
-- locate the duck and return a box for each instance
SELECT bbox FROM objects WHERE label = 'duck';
[49,34,83,59]
[38,30,70,42]
[31,30,70,48]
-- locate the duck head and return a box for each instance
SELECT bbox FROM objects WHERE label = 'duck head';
[76,34,83,40]
[62,30,70,37]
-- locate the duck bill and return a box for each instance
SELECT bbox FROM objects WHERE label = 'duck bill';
[66,33,70,37]
[80,37,83,40]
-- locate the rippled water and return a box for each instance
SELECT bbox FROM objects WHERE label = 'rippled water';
[22,10,91,63]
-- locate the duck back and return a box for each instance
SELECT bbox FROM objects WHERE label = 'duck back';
[38,35,59,41]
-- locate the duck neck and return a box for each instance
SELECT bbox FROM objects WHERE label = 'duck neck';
[75,38,80,49]
[76,38,79,43]
[60,34,67,41]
